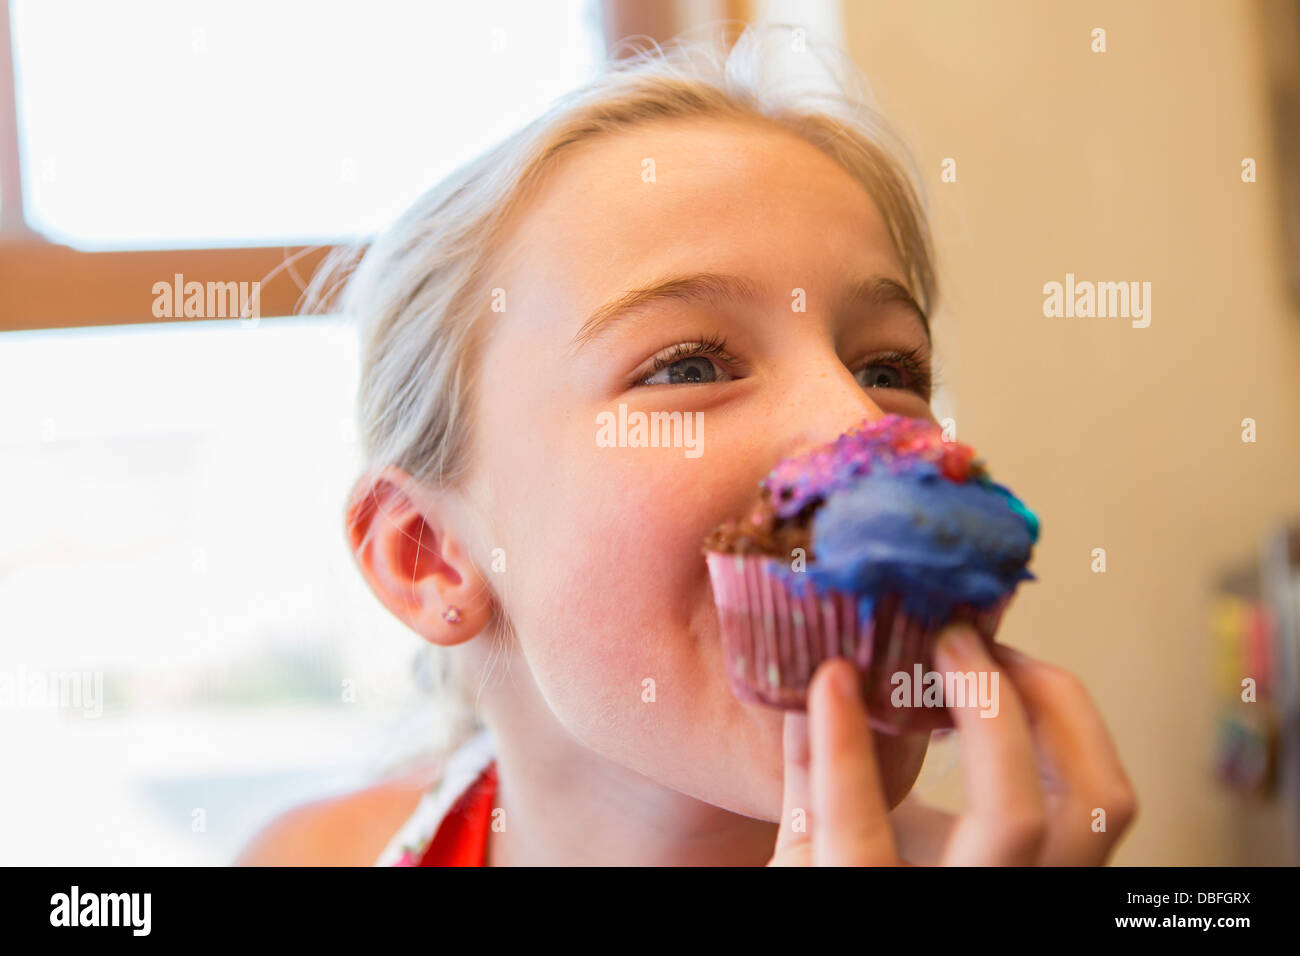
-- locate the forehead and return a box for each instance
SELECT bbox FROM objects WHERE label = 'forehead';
[491,116,905,311]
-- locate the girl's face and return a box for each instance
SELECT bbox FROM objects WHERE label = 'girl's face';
[462,116,936,819]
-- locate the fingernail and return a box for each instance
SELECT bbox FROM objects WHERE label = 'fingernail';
[831,661,860,703]
[935,624,975,665]
[992,642,1027,663]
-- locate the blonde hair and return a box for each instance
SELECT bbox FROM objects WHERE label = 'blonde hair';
[306,22,940,761]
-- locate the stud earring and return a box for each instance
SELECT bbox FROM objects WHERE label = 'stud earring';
[441,606,463,624]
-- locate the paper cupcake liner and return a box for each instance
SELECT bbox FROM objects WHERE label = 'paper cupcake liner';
[705,551,1012,735]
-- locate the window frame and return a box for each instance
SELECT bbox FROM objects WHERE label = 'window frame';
[0,0,747,332]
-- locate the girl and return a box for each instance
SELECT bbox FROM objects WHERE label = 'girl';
[238,24,1135,866]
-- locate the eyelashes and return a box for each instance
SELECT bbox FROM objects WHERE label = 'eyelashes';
[634,333,739,386]
[631,334,935,398]
[865,343,935,397]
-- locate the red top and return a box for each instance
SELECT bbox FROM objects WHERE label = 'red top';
[417,761,498,866]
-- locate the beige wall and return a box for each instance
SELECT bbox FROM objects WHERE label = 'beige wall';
[831,0,1300,864]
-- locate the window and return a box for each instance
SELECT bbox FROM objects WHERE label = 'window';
[0,316,457,864]
[10,0,604,248]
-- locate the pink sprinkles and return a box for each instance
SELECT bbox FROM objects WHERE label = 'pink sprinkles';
[761,414,984,519]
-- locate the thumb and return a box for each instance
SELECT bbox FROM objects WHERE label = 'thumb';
[768,710,814,866]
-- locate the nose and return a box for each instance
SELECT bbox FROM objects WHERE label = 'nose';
[770,356,889,462]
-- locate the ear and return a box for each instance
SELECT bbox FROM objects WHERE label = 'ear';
[344,465,492,646]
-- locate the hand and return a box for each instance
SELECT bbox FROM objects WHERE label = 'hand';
[767,623,1137,865]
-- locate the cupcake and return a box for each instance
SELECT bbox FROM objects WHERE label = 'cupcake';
[703,414,1039,734]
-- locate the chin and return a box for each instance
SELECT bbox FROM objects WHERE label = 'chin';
[877,730,931,808]
[703,717,930,822]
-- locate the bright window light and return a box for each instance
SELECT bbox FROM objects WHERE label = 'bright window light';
[0,316,454,864]
[10,0,605,249]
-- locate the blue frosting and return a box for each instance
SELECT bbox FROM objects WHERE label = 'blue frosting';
[773,462,1036,627]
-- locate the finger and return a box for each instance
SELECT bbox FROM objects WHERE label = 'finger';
[989,643,1138,863]
[932,624,1046,866]
[808,658,897,865]
[769,711,815,865]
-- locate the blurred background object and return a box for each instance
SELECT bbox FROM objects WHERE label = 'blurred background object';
[2,0,1298,865]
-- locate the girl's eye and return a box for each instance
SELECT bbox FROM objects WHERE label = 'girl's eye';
[851,346,933,398]
[634,334,738,387]
[854,364,905,389]
[642,356,730,386]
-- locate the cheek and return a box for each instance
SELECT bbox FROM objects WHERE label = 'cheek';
[499,441,724,736]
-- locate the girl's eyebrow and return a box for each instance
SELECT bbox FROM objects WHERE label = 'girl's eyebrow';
[569,272,762,353]
[840,275,931,342]
[567,271,929,353]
